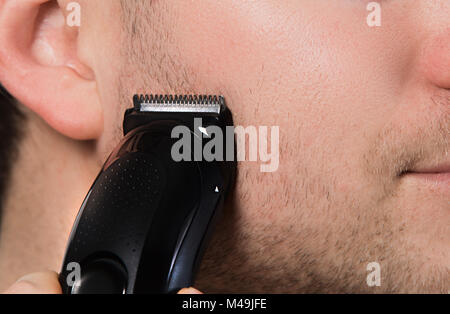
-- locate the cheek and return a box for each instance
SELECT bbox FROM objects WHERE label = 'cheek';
[173,0,416,173]
[170,1,414,217]
[172,1,269,97]
[172,1,394,125]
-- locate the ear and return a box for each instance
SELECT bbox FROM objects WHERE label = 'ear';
[0,0,103,140]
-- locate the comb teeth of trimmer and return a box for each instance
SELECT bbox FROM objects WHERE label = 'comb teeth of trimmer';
[133,94,224,114]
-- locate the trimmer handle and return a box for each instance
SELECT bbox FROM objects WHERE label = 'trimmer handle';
[59,98,235,294]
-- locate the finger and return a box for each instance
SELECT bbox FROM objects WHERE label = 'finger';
[3,271,62,294]
[178,287,203,294]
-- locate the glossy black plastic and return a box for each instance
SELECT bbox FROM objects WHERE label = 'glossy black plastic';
[59,101,235,294]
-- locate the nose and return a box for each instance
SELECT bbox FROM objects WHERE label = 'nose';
[421,29,450,89]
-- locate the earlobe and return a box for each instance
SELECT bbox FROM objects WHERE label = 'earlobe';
[0,0,103,140]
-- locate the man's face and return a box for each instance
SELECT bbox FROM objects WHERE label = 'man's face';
[80,0,449,292]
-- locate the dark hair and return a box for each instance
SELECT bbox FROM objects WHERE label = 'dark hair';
[0,84,25,222]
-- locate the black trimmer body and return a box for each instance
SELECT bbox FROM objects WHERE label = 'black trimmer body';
[59,95,236,294]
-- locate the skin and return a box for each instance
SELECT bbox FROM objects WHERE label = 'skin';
[0,0,448,293]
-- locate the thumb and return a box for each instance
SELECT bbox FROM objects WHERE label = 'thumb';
[3,271,62,294]
[178,287,203,294]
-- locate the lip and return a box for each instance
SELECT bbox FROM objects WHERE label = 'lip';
[404,171,450,184]
[402,160,450,192]
[410,162,450,174]
[401,160,450,190]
